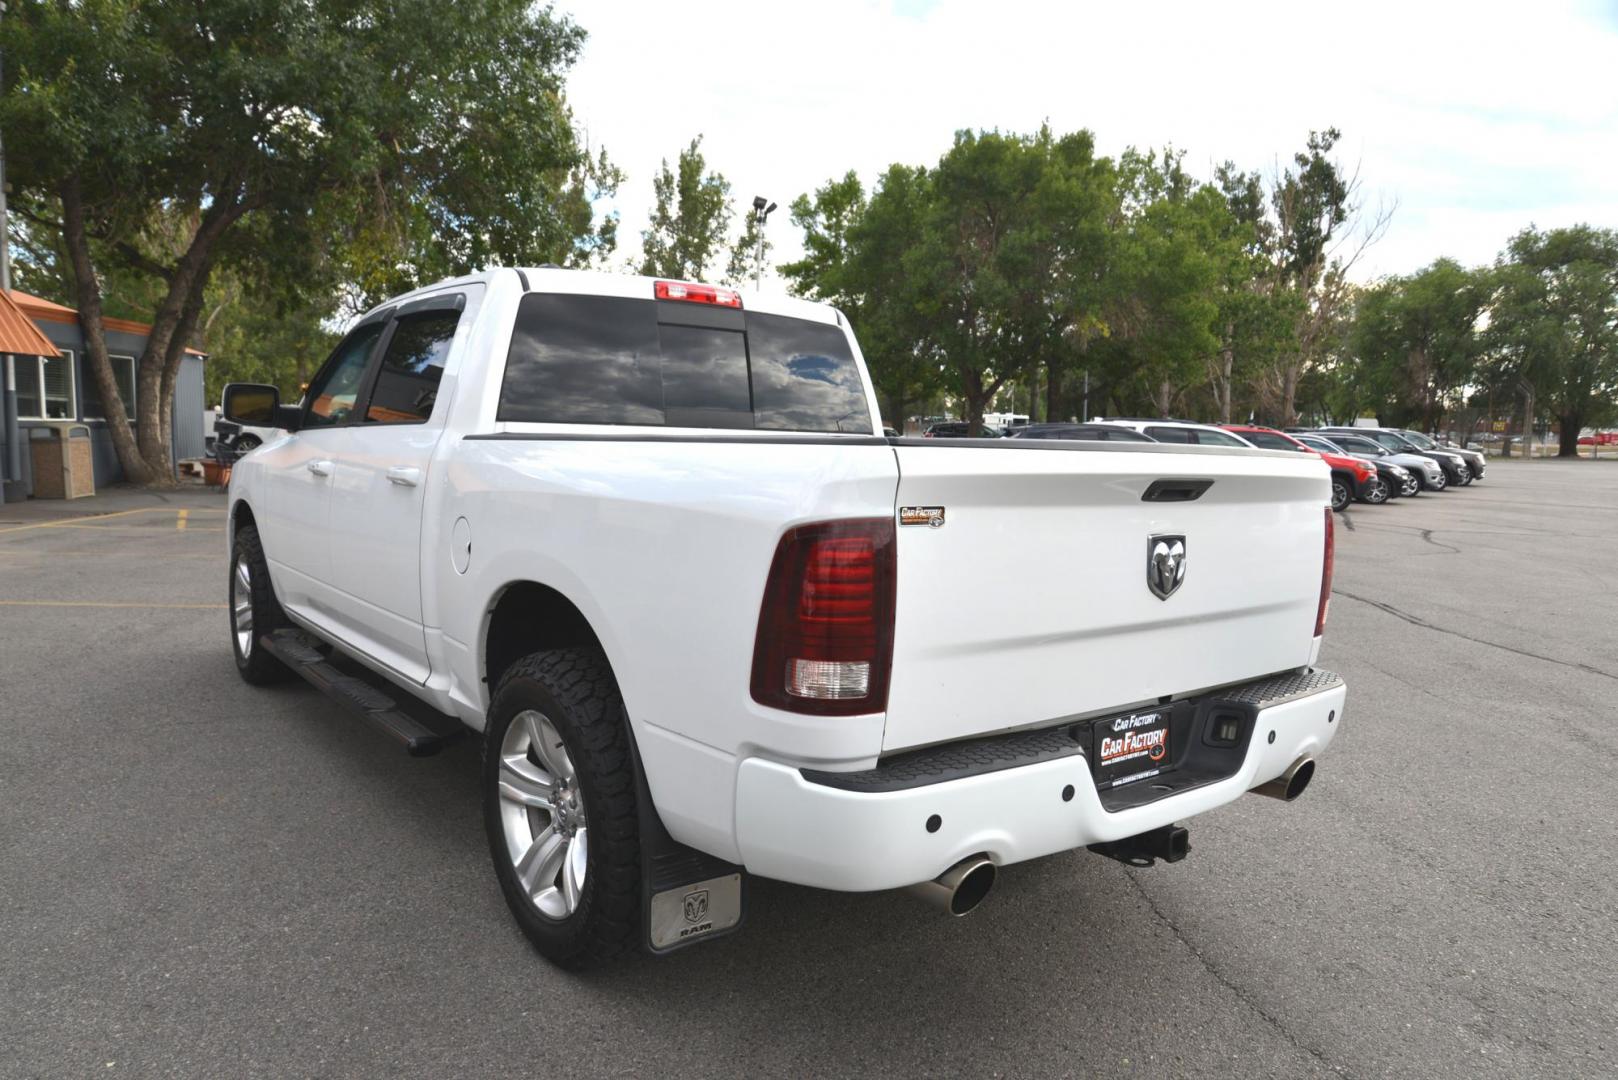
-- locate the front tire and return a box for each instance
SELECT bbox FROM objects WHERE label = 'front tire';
[1330,477,1352,513]
[230,525,292,685]
[1401,475,1420,497]
[1360,478,1390,504]
[483,648,641,967]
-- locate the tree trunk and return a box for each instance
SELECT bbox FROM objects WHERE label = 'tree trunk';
[62,172,251,486]
[1280,362,1301,427]
[1215,333,1234,424]
[1152,380,1175,418]
[59,177,157,485]
[1558,412,1583,458]
[1045,361,1063,424]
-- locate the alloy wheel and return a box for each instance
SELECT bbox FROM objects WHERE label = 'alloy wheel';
[497,709,589,921]
[232,555,254,657]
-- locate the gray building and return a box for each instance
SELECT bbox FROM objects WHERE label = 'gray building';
[1,288,207,501]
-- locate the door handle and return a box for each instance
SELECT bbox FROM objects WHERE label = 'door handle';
[386,466,421,488]
[307,459,332,477]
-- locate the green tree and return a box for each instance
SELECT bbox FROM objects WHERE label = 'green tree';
[1206,165,1298,424]
[906,128,1121,433]
[639,137,732,281]
[0,0,611,485]
[724,209,770,289]
[1351,259,1488,430]
[1486,225,1618,456]
[782,168,945,428]
[1101,148,1222,417]
[1259,128,1384,425]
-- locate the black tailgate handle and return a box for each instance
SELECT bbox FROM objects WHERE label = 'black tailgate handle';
[1142,478,1214,502]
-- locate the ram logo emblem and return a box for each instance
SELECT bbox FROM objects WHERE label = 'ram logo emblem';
[1147,535,1187,600]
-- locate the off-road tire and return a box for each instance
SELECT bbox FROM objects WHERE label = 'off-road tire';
[230,524,292,685]
[483,648,641,967]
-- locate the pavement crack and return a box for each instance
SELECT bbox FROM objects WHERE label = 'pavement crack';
[1121,870,1354,1077]
[1418,529,1461,555]
[1336,590,1618,682]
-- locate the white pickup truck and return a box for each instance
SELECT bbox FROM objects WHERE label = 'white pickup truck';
[223,268,1345,964]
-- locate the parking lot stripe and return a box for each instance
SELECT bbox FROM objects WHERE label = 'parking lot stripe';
[0,506,224,537]
[177,509,190,531]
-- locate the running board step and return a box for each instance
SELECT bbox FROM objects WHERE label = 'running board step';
[260,629,463,756]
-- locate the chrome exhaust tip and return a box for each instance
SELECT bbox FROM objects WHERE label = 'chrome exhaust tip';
[905,854,997,917]
[1253,755,1316,802]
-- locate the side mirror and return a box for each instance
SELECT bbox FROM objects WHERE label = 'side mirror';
[222,382,300,431]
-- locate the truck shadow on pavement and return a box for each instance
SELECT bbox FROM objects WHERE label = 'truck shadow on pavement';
[252,681,1260,1074]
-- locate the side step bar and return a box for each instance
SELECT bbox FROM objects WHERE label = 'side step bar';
[259,629,463,756]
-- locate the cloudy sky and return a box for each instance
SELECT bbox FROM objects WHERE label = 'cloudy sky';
[565,0,1618,285]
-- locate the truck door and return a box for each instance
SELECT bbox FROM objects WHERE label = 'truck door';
[323,287,477,684]
[256,319,388,623]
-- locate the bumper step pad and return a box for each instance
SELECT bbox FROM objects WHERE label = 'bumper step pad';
[259,629,463,756]
[800,668,1344,798]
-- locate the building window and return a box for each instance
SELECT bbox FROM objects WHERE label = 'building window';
[83,354,138,420]
[16,350,77,420]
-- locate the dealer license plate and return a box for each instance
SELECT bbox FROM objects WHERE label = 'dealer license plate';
[1091,710,1172,789]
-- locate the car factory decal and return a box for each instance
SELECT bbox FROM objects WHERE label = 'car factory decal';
[899,506,946,528]
[1098,713,1168,768]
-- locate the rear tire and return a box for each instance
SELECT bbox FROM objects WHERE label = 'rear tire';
[230,524,292,685]
[483,648,641,967]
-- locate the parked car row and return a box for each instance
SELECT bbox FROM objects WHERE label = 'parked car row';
[919,417,1485,513]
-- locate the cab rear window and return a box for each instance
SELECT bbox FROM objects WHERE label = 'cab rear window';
[498,294,872,433]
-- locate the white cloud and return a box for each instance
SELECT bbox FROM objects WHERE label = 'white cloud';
[563,0,1618,284]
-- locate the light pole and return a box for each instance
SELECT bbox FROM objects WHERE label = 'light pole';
[750,195,776,290]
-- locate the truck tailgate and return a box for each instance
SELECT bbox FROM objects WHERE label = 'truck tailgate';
[884,442,1329,752]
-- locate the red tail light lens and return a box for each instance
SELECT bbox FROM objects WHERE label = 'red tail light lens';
[1315,506,1335,637]
[654,280,742,308]
[751,518,896,716]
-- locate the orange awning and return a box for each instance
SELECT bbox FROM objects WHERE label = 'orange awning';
[0,289,60,357]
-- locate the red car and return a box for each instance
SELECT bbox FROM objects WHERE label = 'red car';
[1222,425,1379,513]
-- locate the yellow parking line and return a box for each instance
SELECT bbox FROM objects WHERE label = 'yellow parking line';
[0,599,226,610]
[0,506,224,537]
[177,509,190,531]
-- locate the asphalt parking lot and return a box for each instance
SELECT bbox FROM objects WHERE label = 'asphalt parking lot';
[3,461,1615,1079]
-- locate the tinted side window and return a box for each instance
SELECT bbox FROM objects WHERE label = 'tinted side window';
[1145,426,1193,443]
[1192,428,1249,447]
[1241,431,1294,451]
[365,311,460,424]
[304,323,386,427]
[748,312,871,434]
[1100,428,1153,442]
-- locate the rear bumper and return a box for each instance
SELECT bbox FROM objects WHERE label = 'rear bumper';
[734,670,1345,891]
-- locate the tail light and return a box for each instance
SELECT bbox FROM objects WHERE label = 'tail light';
[751,518,896,716]
[1314,506,1335,636]
[654,280,742,308]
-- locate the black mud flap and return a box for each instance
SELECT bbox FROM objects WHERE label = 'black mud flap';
[628,727,746,954]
